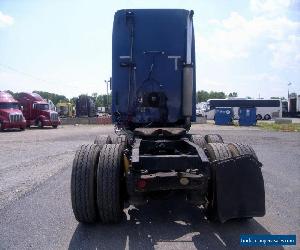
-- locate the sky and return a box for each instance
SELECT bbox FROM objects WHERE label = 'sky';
[0,0,299,99]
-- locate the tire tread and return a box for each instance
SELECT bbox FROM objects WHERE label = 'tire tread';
[97,144,124,223]
[190,135,207,148]
[71,144,101,223]
[205,134,224,143]
[226,142,258,160]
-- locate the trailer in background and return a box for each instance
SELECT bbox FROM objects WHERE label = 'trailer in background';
[56,101,74,117]
[75,95,97,117]
[287,93,300,117]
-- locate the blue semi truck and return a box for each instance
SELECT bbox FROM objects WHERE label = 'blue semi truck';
[71,9,265,224]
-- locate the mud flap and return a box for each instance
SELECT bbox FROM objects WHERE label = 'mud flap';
[211,155,265,222]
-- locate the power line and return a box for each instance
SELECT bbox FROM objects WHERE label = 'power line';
[0,62,108,96]
[0,62,54,84]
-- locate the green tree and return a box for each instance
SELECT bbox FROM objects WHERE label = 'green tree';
[196,90,227,102]
[33,91,68,105]
[95,94,112,107]
[196,90,209,102]
[70,97,77,106]
[91,92,98,100]
[209,91,226,99]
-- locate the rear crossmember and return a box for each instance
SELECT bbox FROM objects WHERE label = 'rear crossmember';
[127,137,210,203]
[131,138,210,171]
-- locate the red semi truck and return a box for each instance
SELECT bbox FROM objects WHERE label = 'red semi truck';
[0,91,26,131]
[17,92,60,128]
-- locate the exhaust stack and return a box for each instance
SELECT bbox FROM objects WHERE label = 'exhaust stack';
[182,11,194,120]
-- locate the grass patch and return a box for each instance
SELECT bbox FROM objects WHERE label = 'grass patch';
[257,122,300,132]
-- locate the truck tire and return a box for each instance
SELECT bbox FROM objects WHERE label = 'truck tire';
[0,122,3,131]
[205,134,223,143]
[37,120,43,128]
[94,135,111,148]
[71,144,101,223]
[226,143,258,160]
[190,134,207,149]
[110,134,128,146]
[256,114,262,120]
[205,143,232,162]
[52,125,58,129]
[205,143,235,222]
[205,143,232,222]
[97,144,124,223]
[264,114,271,120]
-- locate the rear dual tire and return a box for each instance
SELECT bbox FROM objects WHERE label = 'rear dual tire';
[190,134,223,149]
[205,142,257,222]
[205,143,231,221]
[190,135,207,148]
[94,135,111,148]
[206,143,231,161]
[227,142,257,160]
[71,143,124,224]
[94,134,128,147]
[205,142,257,161]
[205,134,224,143]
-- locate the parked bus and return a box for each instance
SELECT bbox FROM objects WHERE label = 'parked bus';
[201,99,282,120]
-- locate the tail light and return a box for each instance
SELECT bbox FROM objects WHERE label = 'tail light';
[136,179,147,189]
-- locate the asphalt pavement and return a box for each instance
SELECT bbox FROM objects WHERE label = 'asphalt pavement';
[0,124,299,250]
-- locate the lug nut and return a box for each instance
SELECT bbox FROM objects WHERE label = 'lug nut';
[180,177,189,186]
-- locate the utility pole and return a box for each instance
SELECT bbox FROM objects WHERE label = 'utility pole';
[288,82,292,100]
[104,79,111,113]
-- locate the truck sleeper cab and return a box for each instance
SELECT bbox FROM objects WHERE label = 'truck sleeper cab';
[0,91,26,131]
[16,92,60,128]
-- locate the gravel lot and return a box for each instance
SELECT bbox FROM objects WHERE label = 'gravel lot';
[0,124,299,250]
